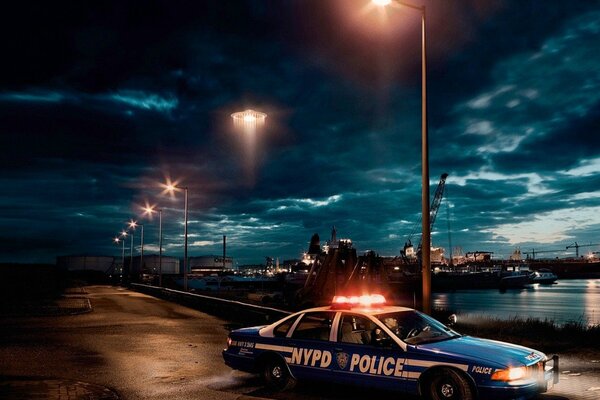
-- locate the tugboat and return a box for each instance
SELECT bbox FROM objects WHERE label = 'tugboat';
[529,268,558,284]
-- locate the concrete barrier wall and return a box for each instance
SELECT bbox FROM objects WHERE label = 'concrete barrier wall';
[131,284,291,326]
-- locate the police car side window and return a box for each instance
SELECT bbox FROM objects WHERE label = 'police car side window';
[338,314,373,345]
[291,312,334,341]
[273,317,294,338]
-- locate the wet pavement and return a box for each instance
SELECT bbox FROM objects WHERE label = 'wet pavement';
[0,377,119,400]
[1,285,599,400]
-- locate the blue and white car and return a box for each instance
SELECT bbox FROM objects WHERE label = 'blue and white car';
[223,295,558,400]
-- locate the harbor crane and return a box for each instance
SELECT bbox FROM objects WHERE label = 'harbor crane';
[566,242,600,258]
[402,173,449,261]
[523,248,564,260]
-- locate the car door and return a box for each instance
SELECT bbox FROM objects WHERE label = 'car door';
[285,310,336,382]
[331,312,408,391]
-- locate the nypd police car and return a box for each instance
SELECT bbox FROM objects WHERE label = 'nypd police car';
[223,295,558,399]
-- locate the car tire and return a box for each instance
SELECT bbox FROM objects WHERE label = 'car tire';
[262,356,296,391]
[425,368,473,400]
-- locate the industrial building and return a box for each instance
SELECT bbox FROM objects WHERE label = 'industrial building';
[189,255,233,274]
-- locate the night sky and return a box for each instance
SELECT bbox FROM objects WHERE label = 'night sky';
[1,0,600,265]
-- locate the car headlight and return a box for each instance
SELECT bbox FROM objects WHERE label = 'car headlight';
[491,366,527,381]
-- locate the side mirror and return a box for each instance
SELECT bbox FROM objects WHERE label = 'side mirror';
[447,314,458,326]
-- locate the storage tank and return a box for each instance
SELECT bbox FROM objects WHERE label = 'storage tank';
[136,254,180,274]
[56,255,116,274]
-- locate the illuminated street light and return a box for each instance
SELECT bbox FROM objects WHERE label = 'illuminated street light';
[113,233,126,277]
[372,0,432,314]
[162,180,189,291]
[128,219,144,282]
[119,230,128,277]
[126,221,135,280]
[143,204,163,287]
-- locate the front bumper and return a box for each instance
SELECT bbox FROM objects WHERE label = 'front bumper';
[478,355,559,400]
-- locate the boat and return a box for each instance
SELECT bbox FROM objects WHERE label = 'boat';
[529,269,558,284]
[499,264,531,289]
[499,272,531,289]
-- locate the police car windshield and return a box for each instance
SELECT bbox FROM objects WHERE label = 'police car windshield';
[376,311,460,345]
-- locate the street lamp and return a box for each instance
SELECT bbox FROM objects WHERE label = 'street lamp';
[126,223,134,280]
[143,204,163,287]
[113,236,121,277]
[114,231,127,277]
[163,181,189,291]
[372,0,431,314]
[128,220,144,282]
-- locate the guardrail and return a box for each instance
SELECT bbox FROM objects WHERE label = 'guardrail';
[130,283,291,326]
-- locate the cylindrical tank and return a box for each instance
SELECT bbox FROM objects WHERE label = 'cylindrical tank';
[139,254,180,274]
[56,255,115,273]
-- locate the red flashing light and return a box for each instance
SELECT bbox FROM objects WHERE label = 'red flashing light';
[332,294,386,308]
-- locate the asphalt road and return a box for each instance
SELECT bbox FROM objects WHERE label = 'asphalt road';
[1,286,598,400]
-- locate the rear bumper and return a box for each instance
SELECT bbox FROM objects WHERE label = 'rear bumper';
[222,350,256,373]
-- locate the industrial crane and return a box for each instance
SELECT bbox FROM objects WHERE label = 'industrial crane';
[402,173,449,259]
[522,248,565,260]
[566,242,600,258]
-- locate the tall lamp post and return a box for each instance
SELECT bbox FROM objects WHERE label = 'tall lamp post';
[143,205,163,287]
[116,230,128,277]
[128,223,135,280]
[373,0,431,314]
[164,182,189,291]
[113,237,122,277]
[129,220,143,282]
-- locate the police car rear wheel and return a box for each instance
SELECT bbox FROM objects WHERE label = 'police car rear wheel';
[262,357,296,391]
[426,369,473,400]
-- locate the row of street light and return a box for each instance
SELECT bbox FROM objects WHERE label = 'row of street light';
[112,182,187,289]
[112,110,265,291]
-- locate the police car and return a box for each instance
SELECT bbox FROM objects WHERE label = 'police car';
[223,295,558,399]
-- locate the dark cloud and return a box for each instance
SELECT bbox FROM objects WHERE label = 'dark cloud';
[1,0,599,264]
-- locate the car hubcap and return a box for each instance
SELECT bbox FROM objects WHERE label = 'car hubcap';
[272,366,282,379]
[441,383,454,397]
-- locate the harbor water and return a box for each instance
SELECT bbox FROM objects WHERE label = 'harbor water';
[432,279,600,326]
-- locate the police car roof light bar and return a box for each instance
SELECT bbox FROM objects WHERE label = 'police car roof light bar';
[332,294,386,308]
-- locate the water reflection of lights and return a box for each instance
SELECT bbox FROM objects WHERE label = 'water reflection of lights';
[432,279,600,326]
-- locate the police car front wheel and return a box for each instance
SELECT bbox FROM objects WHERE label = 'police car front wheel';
[425,368,474,400]
[262,356,297,391]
